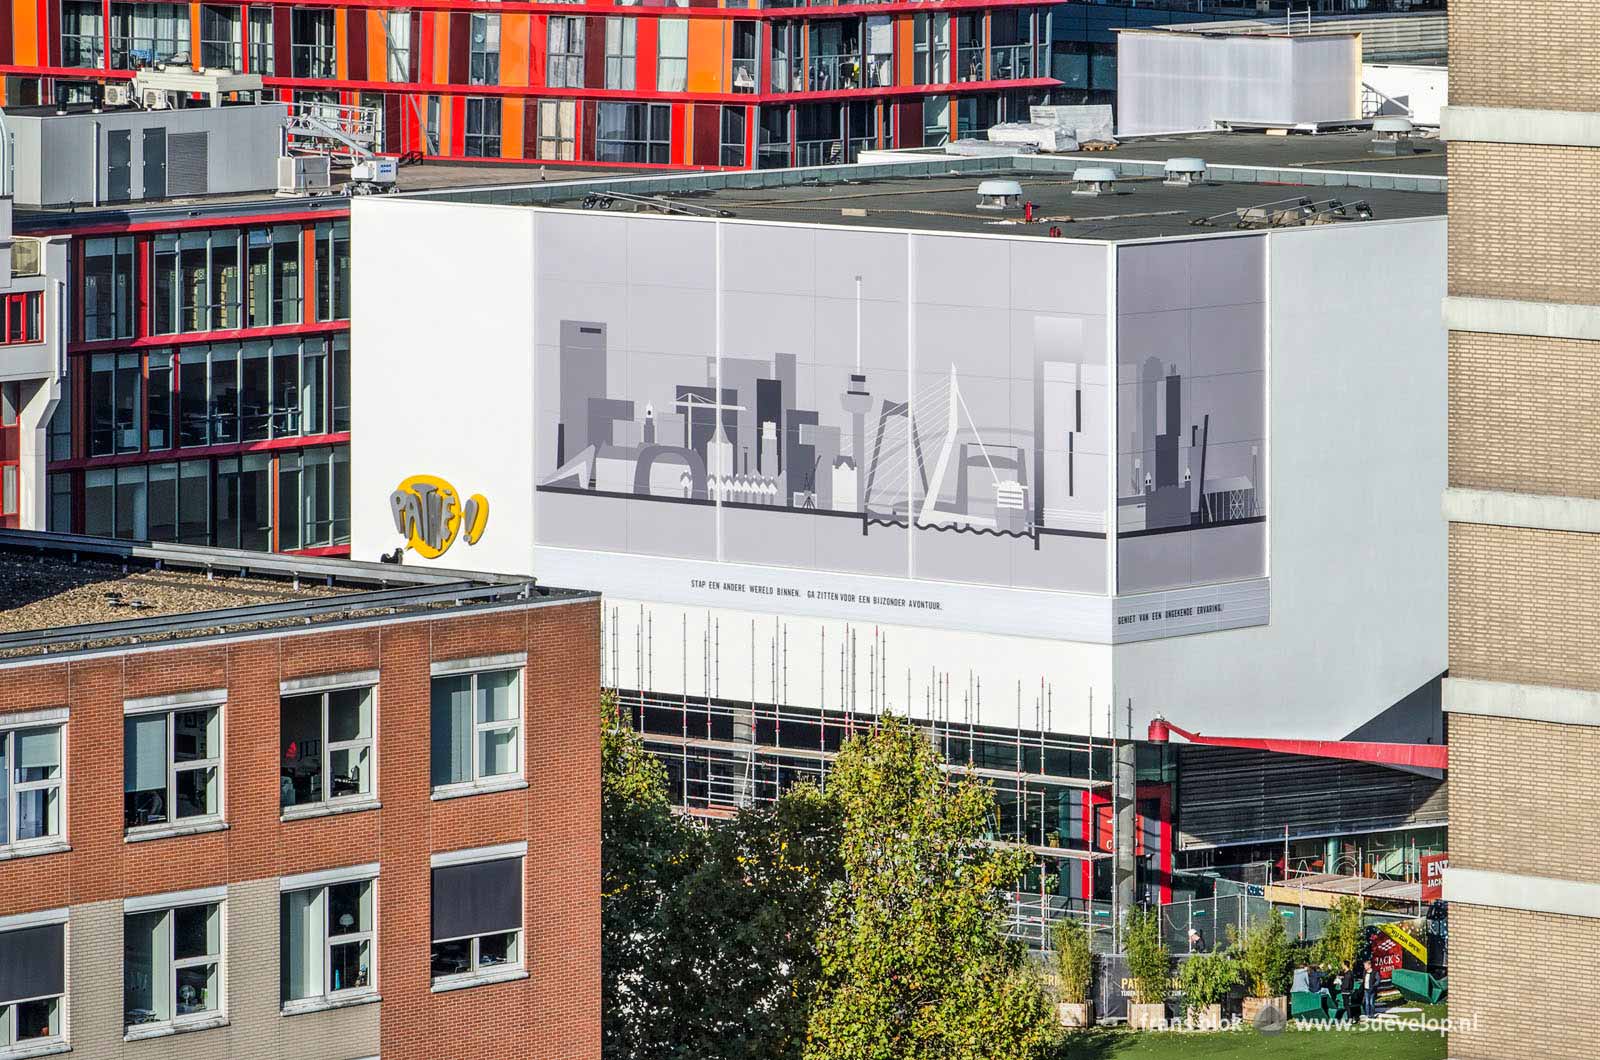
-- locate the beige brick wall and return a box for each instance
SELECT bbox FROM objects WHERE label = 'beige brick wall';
[1448,903,1600,1059]
[1449,714,1600,882]
[1450,2,1600,111]
[1449,331,1600,497]
[1449,523,1600,691]
[1448,142,1600,304]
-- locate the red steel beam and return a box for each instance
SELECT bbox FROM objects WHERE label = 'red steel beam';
[1148,718,1447,771]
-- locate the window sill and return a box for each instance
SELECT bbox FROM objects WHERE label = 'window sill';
[430,965,527,994]
[430,777,527,802]
[124,819,229,844]
[0,1038,70,1060]
[0,839,70,862]
[123,1013,229,1042]
[280,797,381,823]
[281,989,380,1017]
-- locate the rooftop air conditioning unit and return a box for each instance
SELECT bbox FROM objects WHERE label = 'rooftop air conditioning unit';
[140,87,169,110]
[103,83,132,107]
[1163,157,1207,186]
[975,179,1024,211]
[1071,166,1117,196]
[10,238,42,278]
[277,155,332,196]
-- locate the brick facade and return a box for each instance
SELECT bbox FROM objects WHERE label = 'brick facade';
[1448,2,1600,111]
[0,598,602,1060]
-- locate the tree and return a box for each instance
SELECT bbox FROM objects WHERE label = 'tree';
[804,716,1054,1060]
[1232,914,1294,998]
[1316,895,1366,972]
[1122,907,1171,1006]
[1051,916,1094,1006]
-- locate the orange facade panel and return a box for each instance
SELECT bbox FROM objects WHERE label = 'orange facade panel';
[896,16,914,86]
[431,11,450,89]
[502,96,525,157]
[502,13,531,88]
[12,0,36,67]
[365,10,387,82]
[335,8,349,80]
[686,18,725,95]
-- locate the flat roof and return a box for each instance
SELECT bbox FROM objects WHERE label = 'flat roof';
[433,144,1442,242]
[1082,129,1445,178]
[0,530,594,662]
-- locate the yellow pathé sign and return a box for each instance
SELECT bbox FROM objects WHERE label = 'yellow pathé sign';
[389,475,489,559]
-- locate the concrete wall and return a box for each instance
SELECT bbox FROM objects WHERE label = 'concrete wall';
[1363,62,1448,125]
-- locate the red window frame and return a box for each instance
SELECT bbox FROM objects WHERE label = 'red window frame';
[0,291,42,346]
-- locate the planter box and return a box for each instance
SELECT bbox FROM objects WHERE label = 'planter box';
[1188,1003,1225,1031]
[1057,1001,1094,1028]
[1128,1002,1168,1030]
[1242,996,1287,1027]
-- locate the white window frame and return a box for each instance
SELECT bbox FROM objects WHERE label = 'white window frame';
[428,655,525,800]
[123,691,226,842]
[0,907,69,1058]
[0,710,68,860]
[278,673,378,821]
[278,864,380,1015]
[122,887,227,1040]
[429,843,527,993]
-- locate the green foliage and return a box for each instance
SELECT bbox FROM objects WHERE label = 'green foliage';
[1052,916,1095,1006]
[1229,914,1295,998]
[1122,908,1172,1006]
[1177,949,1239,1019]
[1316,896,1366,973]
[803,716,1054,1060]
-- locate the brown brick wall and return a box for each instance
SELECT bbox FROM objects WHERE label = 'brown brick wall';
[0,597,602,1060]
[1450,2,1600,111]
[1449,523,1600,692]
[1448,713,1600,883]
[1448,142,1600,305]
[1448,904,1600,1059]
[1449,331,1600,497]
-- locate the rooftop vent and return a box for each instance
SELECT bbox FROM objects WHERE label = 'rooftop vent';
[1163,157,1207,186]
[976,179,1024,211]
[1071,166,1118,196]
[1371,116,1415,156]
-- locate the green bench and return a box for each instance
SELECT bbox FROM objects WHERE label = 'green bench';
[1389,969,1447,1005]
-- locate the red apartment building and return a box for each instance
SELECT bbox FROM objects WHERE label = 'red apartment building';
[0,530,600,1060]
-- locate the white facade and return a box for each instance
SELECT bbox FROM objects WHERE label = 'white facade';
[1363,63,1448,126]
[0,201,67,530]
[350,195,1445,743]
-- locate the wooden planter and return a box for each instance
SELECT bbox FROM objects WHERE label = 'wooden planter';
[1056,1001,1094,1028]
[1242,996,1287,1027]
[1188,1003,1225,1031]
[1128,1002,1169,1030]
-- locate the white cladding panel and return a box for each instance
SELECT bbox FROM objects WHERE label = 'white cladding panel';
[1363,63,1448,125]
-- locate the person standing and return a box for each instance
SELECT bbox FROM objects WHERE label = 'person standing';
[1362,960,1379,1019]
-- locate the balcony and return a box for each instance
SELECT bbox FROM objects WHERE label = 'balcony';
[990,44,1035,82]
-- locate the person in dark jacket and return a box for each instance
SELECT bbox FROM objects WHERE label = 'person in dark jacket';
[1362,960,1379,1018]
[1339,964,1361,1022]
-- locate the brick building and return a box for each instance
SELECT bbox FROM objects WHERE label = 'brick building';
[0,529,600,1060]
[1441,5,1600,1058]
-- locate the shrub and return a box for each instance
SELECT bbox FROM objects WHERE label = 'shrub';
[1122,907,1171,1006]
[1178,950,1239,1021]
[1052,916,1095,1006]
[1316,895,1366,972]
[1231,914,1295,998]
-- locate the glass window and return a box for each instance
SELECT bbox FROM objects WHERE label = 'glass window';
[0,919,66,1051]
[114,464,147,539]
[0,725,64,848]
[429,668,521,789]
[209,343,240,445]
[247,225,303,327]
[178,347,209,448]
[124,900,222,1029]
[248,6,273,73]
[469,13,499,86]
[240,342,271,441]
[314,222,350,322]
[657,19,688,92]
[731,20,757,92]
[210,230,242,330]
[123,706,222,832]
[331,335,350,433]
[62,0,105,67]
[179,460,209,544]
[385,11,410,81]
[301,340,327,437]
[148,351,173,451]
[720,106,746,167]
[110,2,190,69]
[546,16,584,87]
[595,102,671,165]
[83,236,134,341]
[291,8,336,79]
[199,5,241,70]
[281,877,375,1005]
[0,292,41,346]
[48,398,71,463]
[914,13,950,86]
[430,854,522,983]
[148,462,178,541]
[272,337,301,437]
[48,473,72,533]
[89,352,142,457]
[463,98,501,159]
[537,99,575,162]
[85,469,113,537]
[604,17,635,91]
[280,685,374,809]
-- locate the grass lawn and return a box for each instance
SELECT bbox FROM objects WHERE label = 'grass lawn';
[1058,1005,1450,1060]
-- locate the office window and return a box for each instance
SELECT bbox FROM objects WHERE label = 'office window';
[240,341,271,441]
[0,914,66,1051]
[720,106,746,167]
[148,350,173,450]
[957,13,985,82]
[147,462,178,541]
[248,6,273,73]
[595,102,670,165]
[430,848,523,985]
[84,469,113,537]
[110,2,190,69]
[469,13,499,85]
[277,444,349,549]
[291,8,336,78]
[314,221,350,321]
[332,334,350,432]
[47,474,71,533]
[123,703,222,832]
[179,461,209,544]
[47,394,71,463]
[547,17,584,88]
[151,230,240,335]
[280,685,374,810]
[657,19,688,92]
[603,18,635,91]
[281,872,375,1007]
[123,895,223,1030]
[214,452,271,550]
[88,352,141,456]
[0,723,64,850]
[430,666,521,790]
[463,98,501,159]
[537,99,575,161]
[208,342,241,445]
[61,1,105,67]
[0,293,41,346]
[246,224,302,327]
[199,5,241,70]
[177,347,210,447]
